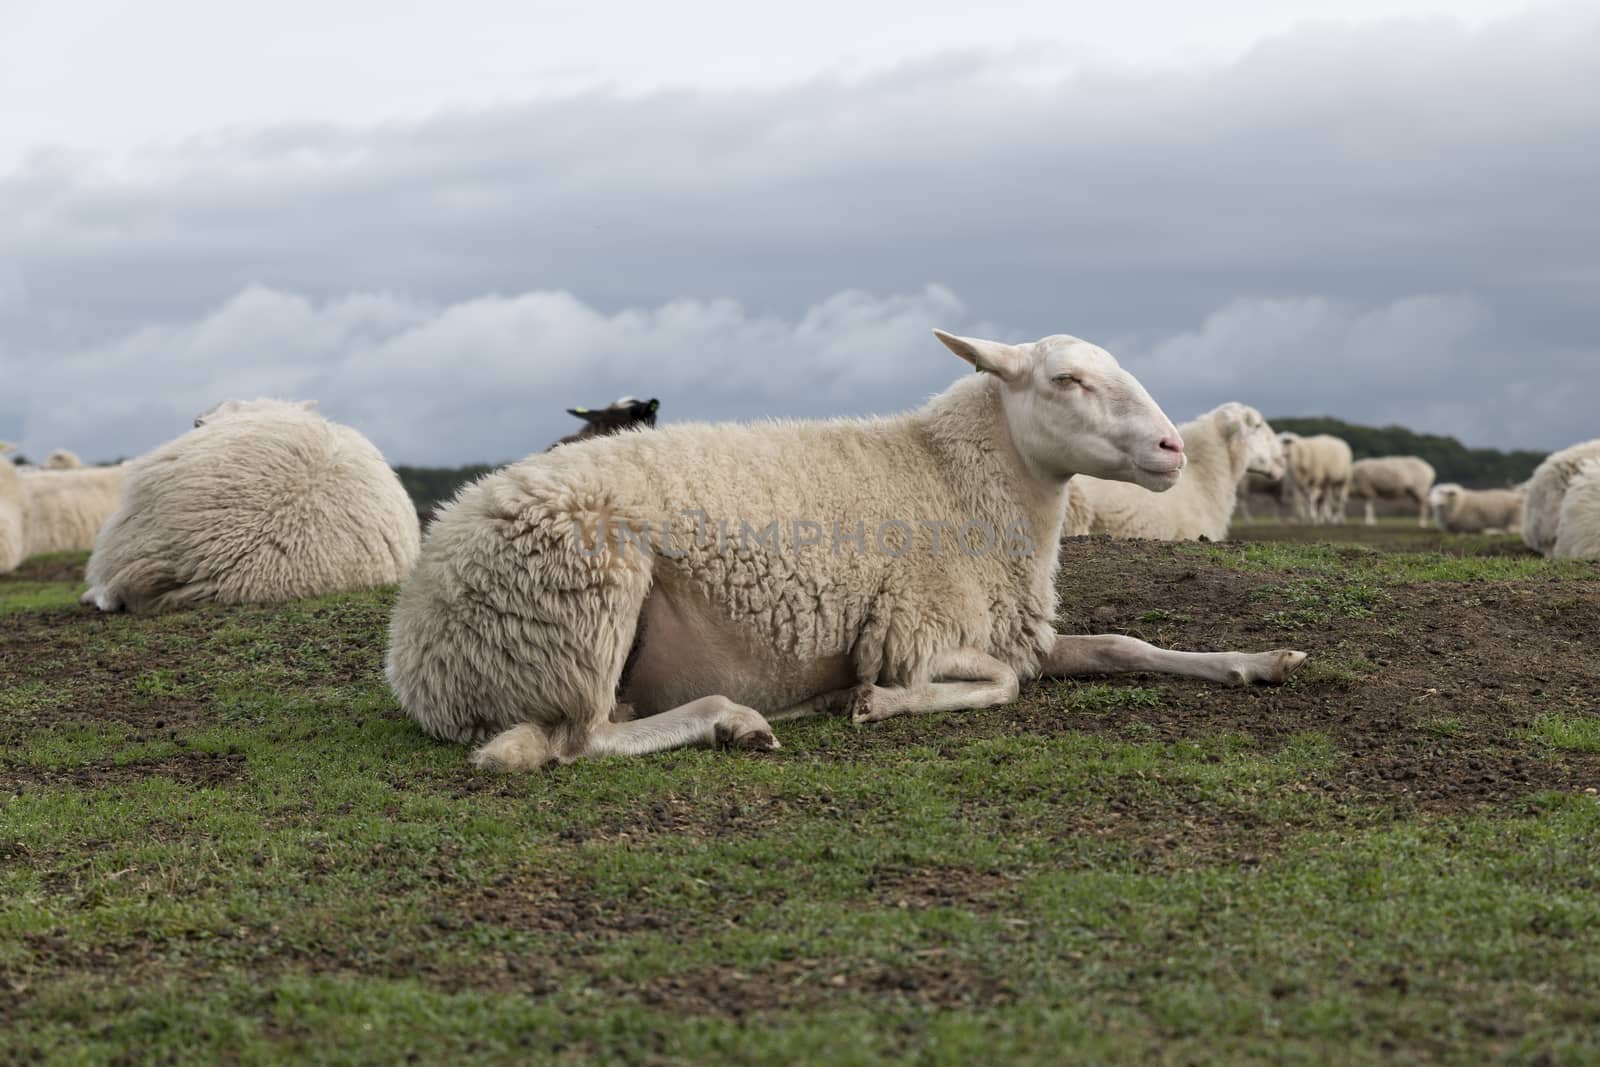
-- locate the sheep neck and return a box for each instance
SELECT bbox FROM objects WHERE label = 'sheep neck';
[914,375,1068,551]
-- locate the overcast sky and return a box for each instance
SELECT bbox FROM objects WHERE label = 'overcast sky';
[2,0,1595,464]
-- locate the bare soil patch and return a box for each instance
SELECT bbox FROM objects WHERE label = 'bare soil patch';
[0,751,246,793]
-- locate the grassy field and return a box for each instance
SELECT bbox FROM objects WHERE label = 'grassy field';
[2,532,1599,1065]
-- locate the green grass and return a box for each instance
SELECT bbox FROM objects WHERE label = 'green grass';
[1522,712,1600,754]
[3,542,1599,1065]
[1187,540,1597,583]
[0,578,86,614]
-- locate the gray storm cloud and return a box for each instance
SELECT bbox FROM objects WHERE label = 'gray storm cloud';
[2,6,1597,461]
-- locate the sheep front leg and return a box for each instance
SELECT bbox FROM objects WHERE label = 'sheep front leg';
[472,696,779,770]
[849,648,1020,726]
[1043,634,1307,686]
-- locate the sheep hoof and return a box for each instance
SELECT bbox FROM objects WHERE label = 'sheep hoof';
[470,725,553,772]
[848,684,880,726]
[713,707,780,752]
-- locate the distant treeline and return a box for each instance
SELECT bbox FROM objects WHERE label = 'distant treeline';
[394,465,499,512]
[1269,417,1546,489]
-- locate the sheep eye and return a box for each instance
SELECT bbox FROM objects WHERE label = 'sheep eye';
[1052,374,1082,388]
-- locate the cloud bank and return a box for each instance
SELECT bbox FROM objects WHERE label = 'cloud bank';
[3,6,1597,460]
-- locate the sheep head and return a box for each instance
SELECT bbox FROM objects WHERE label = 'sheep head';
[1428,483,1464,514]
[933,329,1185,490]
[1215,403,1286,480]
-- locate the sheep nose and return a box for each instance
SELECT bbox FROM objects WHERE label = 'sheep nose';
[1159,435,1185,457]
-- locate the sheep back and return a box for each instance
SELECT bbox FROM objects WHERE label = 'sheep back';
[1523,439,1600,556]
[20,466,126,557]
[1349,456,1435,501]
[0,456,24,573]
[1552,460,1600,560]
[84,401,420,613]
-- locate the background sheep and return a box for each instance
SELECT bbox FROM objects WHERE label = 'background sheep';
[1063,402,1284,541]
[1236,469,1288,521]
[83,399,421,613]
[1428,482,1524,534]
[1348,455,1436,526]
[549,396,660,450]
[388,330,1306,772]
[19,464,126,558]
[1280,432,1353,525]
[0,443,24,574]
[41,449,84,470]
[1522,438,1600,556]
[1552,459,1600,559]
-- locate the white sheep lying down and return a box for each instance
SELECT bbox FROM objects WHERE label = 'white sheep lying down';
[1348,456,1435,527]
[1062,402,1284,541]
[19,464,126,558]
[1279,433,1354,524]
[1552,459,1600,560]
[386,331,1309,771]
[1427,483,1524,534]
[83,399,421,614]
[1522,439,1600,557]
[0,444,24,574]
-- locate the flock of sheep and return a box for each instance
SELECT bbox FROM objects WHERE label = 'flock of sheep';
[1234,436,1597,549]
[3,329,1597,769]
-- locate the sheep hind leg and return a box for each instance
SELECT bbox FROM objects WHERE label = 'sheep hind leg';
[1043,633,1307,687]
[472,696,778,770]
[848,648,1020,726]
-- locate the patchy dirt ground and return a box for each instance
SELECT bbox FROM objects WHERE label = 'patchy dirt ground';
[5,538,1596,817]
[4,534,1599,1064]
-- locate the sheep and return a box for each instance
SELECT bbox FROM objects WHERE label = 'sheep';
[0,443,24,574]
[386,329,1309,771]
[1522,439,1600,556]
[1279,433,1353,524]
[19,464,127,558]
[549,396,660,450]
[1348,456,1436,527]
[1062,402,1285,541]
[1552,459,1600,560]
[1236,470,1288,522]
[82,398,421,614]
[41,449,83,470]
[1427,482,1524,534]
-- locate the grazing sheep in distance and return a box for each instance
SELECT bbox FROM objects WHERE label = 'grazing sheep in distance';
[1063,402,1285,542]
[0,443,24,574]
[549,396,660,450]
[1428,483,1524,534]
[1552,459,1600,559]
[1348,456,1436,527]
[19,464,126,558]
[1280,432,1353,525]
[387,329,1308,772]
[1236,469,1288,521]
[1522,439,1600,556]
[83,399,421,614]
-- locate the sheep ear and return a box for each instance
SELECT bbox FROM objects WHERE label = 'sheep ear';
[933,330,1028,382]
